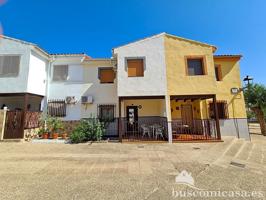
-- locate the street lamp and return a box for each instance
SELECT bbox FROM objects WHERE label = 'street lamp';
[231,75,253,94]
[243,75,253,87]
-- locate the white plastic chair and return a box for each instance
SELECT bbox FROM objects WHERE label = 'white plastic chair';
[155,127,164,139]
[141,124,151,138]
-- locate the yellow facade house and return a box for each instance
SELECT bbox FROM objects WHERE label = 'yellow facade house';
[114,33,249,142]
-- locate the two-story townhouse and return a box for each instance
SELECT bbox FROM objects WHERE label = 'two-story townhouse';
[47,55,118,137]
[113,33,249,142]
[0,36,49,139]
[0,33,249,142]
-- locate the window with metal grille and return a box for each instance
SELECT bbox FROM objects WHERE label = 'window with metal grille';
[48,100,66,117]
[209,101,229,119]
[98,104,115,122]
[126,58,144,77]
[0,55,20,77]
[53,65,68,81]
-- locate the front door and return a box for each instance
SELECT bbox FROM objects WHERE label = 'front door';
[181,105,193,126]
[126,106,138,132]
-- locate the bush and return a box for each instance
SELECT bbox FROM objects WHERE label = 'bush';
[70,118,105,143]
[70,129,86,143]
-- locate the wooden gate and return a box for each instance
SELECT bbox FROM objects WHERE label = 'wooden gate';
[4,111,24,139]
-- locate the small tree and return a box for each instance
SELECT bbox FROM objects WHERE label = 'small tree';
[244,83,266,136]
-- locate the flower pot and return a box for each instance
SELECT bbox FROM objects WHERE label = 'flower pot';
[52,133,59,139]
[61,133,67,139]
[42,133,49,139]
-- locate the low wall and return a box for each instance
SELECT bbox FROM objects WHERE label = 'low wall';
[220,118,250,140]
[62,120,118,137]
[62,120,80,134]
[24,128,39,141]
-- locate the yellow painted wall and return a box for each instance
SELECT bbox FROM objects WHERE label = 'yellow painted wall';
[122,99,165,117]
[164,35,247,119]
[170,99,201,119]
[164,35,217,95]
[213,58,247,118]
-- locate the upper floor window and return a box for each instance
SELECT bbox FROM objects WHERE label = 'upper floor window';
[99,68,115,84]
[53,65,68,81]
[126,58,144,77]
[215,64,222,81]
[186,57,206,76]
[0,55,20,77]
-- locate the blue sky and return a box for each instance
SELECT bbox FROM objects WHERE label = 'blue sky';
[0,0,265,84]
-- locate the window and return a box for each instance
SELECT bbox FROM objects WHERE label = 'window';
[48,100,66,117]
[53,65,68,81]
[186,57,205,76]
[0,55,20,77]
[215,64,222,81]
[99,68,115,83]
[98,104,115,122]
[209,101,228,119]
[127,58,144,77]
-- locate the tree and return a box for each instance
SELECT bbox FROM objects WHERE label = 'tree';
[244,83,266,136]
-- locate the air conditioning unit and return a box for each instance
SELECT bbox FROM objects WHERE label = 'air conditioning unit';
[65,96,76,104]
[81,96,93,104]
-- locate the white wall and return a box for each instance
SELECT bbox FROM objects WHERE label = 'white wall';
[113,34,167,97]
[27,51,47,96]
[0,38,30,93]
[48,57,118,121]
[48,57,84,120]
[81,63,118,119]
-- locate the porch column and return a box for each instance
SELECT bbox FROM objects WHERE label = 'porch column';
[213,95,221,140]
[118,97,122,142]
[165,95,172,143]
[21,93,29,138]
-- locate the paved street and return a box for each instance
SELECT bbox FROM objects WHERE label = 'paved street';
[0,134,265,200]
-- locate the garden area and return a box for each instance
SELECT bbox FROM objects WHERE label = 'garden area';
[37,115,106,143]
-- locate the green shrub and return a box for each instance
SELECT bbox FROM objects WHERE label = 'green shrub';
[70,117,105,143]
[70,129,86,143]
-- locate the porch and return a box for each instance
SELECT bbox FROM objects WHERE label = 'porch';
[170,94,221,142]
[0,93,43,140]
[118,96,168,142]
[117,94,221,142]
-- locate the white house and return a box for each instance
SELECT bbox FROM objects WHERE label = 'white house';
[0,36,49,112]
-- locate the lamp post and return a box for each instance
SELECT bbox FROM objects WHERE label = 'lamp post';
[243,75,254,125]
[243,75,253,88]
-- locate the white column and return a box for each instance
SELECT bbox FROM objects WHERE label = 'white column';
[165,95,172,143]
[0,109,7,141]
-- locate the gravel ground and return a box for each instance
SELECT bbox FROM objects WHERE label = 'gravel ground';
[0,133,265,200]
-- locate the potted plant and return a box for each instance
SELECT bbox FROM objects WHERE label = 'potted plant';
[38,114,49,139]
[60,123,68,139]
[47,117,63,139]
[61,132,68,139]
[38,127,49,139]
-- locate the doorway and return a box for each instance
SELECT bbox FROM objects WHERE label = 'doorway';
[181,105,193,126]
[126,106,138,132]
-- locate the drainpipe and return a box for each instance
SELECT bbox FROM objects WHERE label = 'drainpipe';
[43,55,55,116]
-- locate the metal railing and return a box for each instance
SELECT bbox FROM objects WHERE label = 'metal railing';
[171,119,218,141]
[119,117,168,141]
